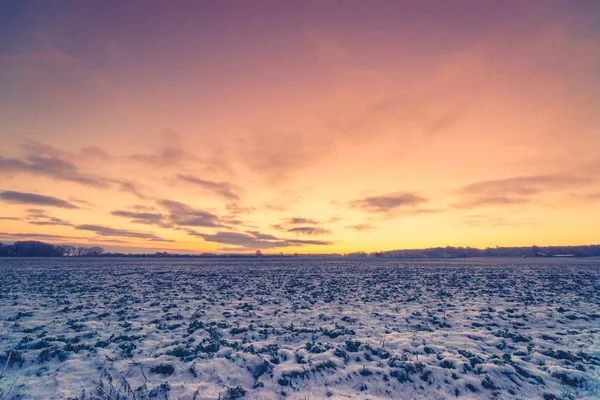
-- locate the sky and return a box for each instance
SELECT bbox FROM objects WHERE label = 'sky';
[1,0,599,254]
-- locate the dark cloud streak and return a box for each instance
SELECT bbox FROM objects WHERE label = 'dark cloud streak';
[110,210,171,228]
[158,199,223,228]
[75,224,173,242]
[347,223,375,231]
[111,199,225,230]
[0,191,79,209]
[350,192,427,213]
[189,230,332,250]
[175,174,240,200]
[24,208,74,226]
[0,155,109,188]
[287,226,331,236]
[457,173,596,208]
[285,217,319,225]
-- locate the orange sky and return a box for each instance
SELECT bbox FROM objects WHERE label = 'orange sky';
[1,1,599,253]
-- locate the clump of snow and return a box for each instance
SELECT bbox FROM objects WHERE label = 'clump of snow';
[0,258,599,399]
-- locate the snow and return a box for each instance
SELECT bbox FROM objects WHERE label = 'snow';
[0,257,599,399]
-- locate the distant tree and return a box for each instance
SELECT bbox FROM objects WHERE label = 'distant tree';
[62,245,77,257]
[345,251,368,257]
[11,241,62,257]
[86,246,104,257]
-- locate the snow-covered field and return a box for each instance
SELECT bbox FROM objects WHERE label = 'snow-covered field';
[1,258,599,399]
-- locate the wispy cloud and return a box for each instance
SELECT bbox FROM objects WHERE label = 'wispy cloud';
[79,146,112,161]
[128,139,234,178]
[0,141,152,199]
[175,174,240,200]
[110,210,167,226]
[566,192,600,205]
[0,140,111,187]
[284,217,319,225]
[75,224,173,242]
[0,191,79,209]
[346,223,375,231]
[461,174,593,195]
[350,192,427,213]
[0,231,129,244]
[21,141,113,162]
[271,217,331,236]
[244,231,280,240]
[129,148,193,167]
[457,196,529,208]
[462,215,534,228]
[287,226,331,236]
[457,173,596,208]
[287,239,332,246]
[113,179,150,200]
[0,155,109,188]
[237,133,332,182]
[28,220,73,226]
[158,199,223,228]
[189,231,286,249]
[25,208,74,226]
[225,203,256,216]
[111,199,224,230]
[189,230,332,250]
[263,191,305,212]
[128,129,198,168]
[0,232,87,241]
[68,197,96,208]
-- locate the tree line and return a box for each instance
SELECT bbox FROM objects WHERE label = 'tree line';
[0,241,104,257]
[1,240,600,258]
[0,241,270,258]
[368,245,600,258]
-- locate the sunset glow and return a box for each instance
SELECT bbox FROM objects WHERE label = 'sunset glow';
[1,0,599,253]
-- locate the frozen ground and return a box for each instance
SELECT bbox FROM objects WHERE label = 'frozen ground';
[0,258,599,399]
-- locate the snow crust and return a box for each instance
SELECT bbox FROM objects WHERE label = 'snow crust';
[1,258,599,399]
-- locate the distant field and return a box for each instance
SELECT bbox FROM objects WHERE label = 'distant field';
[1,258,599,399]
